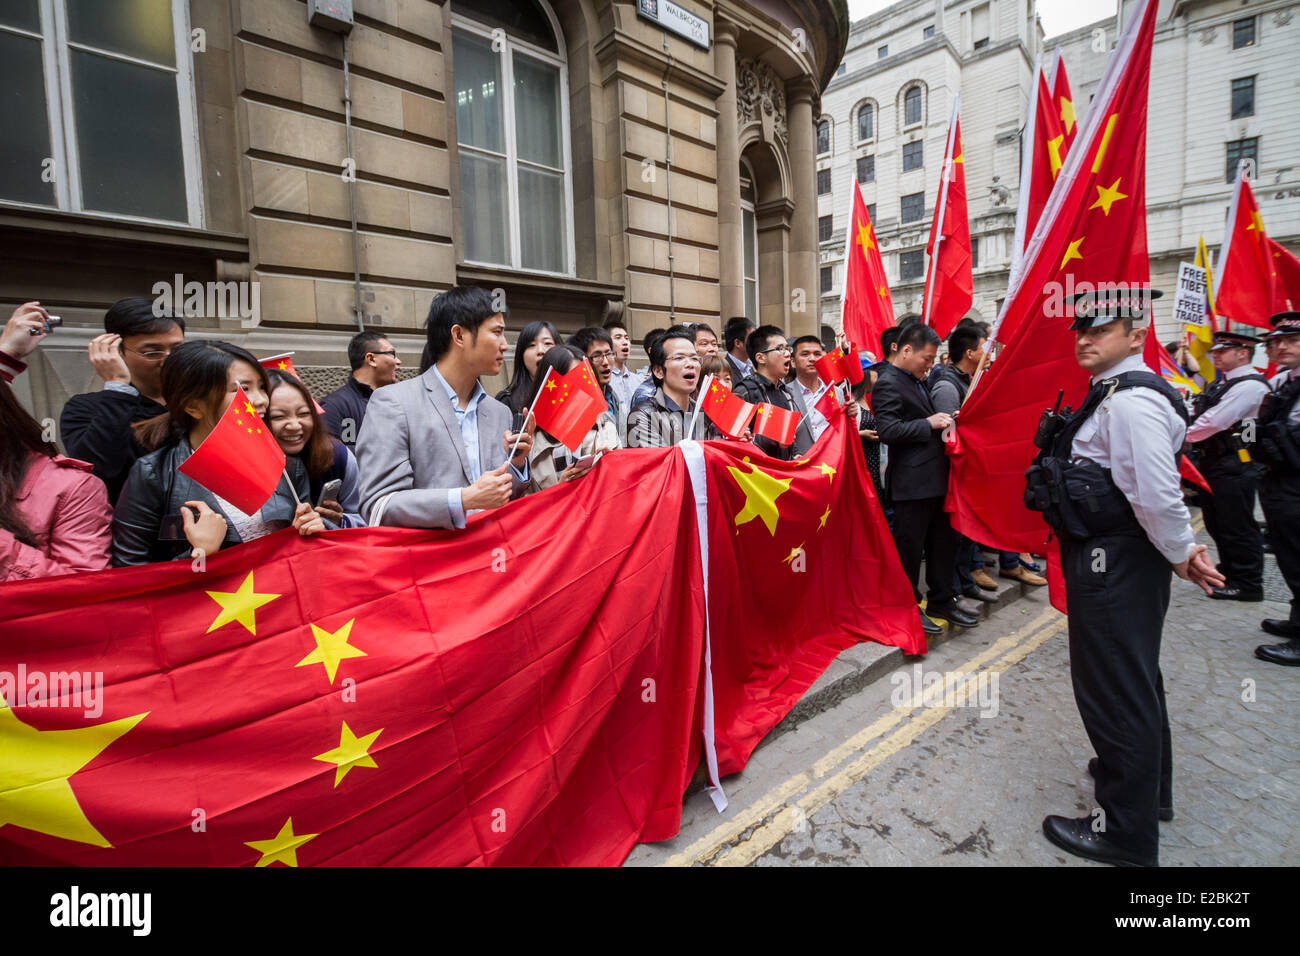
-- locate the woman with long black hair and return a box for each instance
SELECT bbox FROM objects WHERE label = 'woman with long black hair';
[524,345,619,493]
[496,321,557,416]
[111,341,324,566]
[264,369,364,527]
[0,382,111,581]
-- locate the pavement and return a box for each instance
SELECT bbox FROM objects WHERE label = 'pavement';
[625,517,1299,867]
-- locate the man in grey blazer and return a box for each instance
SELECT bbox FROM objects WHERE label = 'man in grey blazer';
[356,286,533,528]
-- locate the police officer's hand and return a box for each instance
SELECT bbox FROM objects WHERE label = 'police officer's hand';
[927,412,954,431]
[1174,544,1225,595]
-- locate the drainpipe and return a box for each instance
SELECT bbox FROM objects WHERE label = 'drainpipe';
[661,43,676,321]
[342,34,365,330]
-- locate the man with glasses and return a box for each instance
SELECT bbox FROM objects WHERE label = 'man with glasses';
[568,327,622,425]
[626,325,719,447]
[732,325,816,460]
[322,330,403,450]
[59,297,185,504]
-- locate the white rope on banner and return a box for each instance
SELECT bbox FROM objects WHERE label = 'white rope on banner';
[679,439,728,813]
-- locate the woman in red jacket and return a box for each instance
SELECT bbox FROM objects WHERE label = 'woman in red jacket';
[0,382,111,581]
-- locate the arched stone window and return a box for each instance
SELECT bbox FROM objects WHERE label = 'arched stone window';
[856,102,875,142]
[903,85,923,128]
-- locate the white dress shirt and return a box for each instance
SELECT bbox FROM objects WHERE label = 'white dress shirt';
[1071,353,1196,565]
[608,363,640,429]
[797,379,830,442]
[1186,364,1270,443]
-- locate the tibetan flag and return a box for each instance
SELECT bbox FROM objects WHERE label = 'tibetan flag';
[841,180,896,357]
[753,403,800,447]
[1215,172,1282,329]
[923,97,973,340]
[261,353,325,414]
[1144,315,1201,394]
[178,385,287,514]
[531,366,602,453]
[948,0,1159,609]
[700,377,756,439]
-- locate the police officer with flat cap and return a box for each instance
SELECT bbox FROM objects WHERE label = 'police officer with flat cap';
[1187,330,1269,601]
[1253,311,1300,665]
[1026,286,1223,867]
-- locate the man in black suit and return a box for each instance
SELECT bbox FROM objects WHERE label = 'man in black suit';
[873,323,978,634]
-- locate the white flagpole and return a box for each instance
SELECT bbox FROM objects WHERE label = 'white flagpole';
[922,93,960,331]
[686,373,713,439]
[1006,54,1042,304]
[838,179,866,341]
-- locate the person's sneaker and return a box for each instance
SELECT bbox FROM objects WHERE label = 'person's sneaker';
[1000,564,1047,586]
[971,568,999,591]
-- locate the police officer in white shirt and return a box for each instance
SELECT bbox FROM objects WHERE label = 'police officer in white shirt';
[1029,287,1223,867]
[1254,312,1300,664]
[1186,331,1270,601]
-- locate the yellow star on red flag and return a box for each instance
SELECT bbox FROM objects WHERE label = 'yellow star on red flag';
[245,817,318,867]
[206,572,281,636]
[1089,179,1128,216]
[727,458,792,536]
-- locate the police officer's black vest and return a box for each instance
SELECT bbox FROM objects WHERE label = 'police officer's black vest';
[1255,373,1300,473]
[1024,371,1189,540]
[1189,371,1269,472]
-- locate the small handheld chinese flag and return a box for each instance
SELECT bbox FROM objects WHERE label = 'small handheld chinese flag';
[700,377,757,439]
[814,344,864,387]
[260,352,325,414]
[178,386,287,514]
[531,365,603,453]
[753,403,800,446]
[815,385,840,420]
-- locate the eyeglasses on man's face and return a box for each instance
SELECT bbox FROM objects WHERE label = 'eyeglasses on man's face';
[121,345,176,363]
[588,349,615,363]
[369,350,398,359]
[758,344,791,355]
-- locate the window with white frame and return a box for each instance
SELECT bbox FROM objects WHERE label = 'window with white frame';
[452,0,573,275]
[903,85,923,127]
[857,102,874,142]
[0,0,201,225]
[741,160,759,323]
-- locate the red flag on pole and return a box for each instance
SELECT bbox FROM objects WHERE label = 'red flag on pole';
[700,378,757,439]
[260,353,325,414]
[753,403,800,447]
[947,0,1160,605]
[814,385,839,421]
[1050,47,1078,157]
[1009,57,1074,294]
[814,344,863,386]
[531,365,603,453]
[178,385,288,514]
[923,98,972,340]
[1269,238,1300,310]
[840,180,896,355]
[1215,172,1288,328]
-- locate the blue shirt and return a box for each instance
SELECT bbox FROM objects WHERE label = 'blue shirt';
[428,364,527,528]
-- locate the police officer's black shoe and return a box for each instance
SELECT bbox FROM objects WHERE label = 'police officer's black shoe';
[918,610,942,636]
[1261,619,1300,639]
[927,602,979,628]
[1086,759,1174,820]
[1208,586,1264,601]
[1042,815,1157,867]
[1255,640,1300,667]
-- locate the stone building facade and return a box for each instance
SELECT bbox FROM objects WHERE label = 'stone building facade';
[1,0,848,427]
[816,0,1299,345]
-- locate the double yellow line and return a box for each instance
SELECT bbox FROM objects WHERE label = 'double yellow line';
[659,602,1068,867]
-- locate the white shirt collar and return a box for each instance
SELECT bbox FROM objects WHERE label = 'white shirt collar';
[1090,352,1149,385]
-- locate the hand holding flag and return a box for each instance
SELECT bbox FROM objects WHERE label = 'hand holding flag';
[177,385,289,515]
[753,403,800,447]
[699,375,758,440]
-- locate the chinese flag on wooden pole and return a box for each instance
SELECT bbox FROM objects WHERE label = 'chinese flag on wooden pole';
[922,96,972,340]
[178,386,288,514]
[947,0,1159,611]
[260,353,325,414]
[840,180,896,356]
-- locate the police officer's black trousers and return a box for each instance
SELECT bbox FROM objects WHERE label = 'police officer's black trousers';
[1260,472,1300,625]
[1059,532,1173,859]
[1201,465,1264,592]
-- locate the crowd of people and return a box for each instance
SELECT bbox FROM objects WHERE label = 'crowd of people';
[2,288,1297,660]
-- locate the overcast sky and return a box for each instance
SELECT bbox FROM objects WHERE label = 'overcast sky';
[845,0,1119,38]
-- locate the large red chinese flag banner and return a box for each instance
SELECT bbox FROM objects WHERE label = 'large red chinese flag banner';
[0,451,706,866]
[923,99,973,340]
[1215,174,1285,328]
[841,180,896,356]
[947,0,1158,570]
[702,410,924,772]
